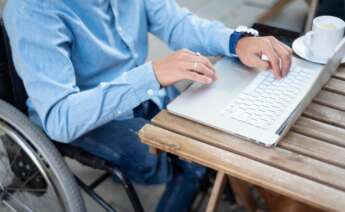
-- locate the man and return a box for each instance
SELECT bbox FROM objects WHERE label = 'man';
[4,0,292,211]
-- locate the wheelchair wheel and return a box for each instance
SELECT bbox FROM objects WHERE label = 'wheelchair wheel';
[0,100,85,212]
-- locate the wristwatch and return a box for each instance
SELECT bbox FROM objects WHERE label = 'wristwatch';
[229,26,259,57]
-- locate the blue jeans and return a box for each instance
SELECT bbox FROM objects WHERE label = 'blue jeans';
[72,89,206,212]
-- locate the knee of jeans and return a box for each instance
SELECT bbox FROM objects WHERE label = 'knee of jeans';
[126,153,173,185]
[177,160,207,180]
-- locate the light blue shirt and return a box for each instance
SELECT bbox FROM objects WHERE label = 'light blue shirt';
[4,0,234,143]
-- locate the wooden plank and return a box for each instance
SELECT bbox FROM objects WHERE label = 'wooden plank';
[333,66,345,80]
[151,111,345,191]
[325,78,345,96]
[228,176,257,212]
[293,117,345,148]
[304,103,345,128]
[280,132,345,169]
[139,124,345,211]
[314,90,345,111]
[257,186,325,212]
[206,171,227,212]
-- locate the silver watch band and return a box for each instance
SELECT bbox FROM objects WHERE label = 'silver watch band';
[235,25,259,37]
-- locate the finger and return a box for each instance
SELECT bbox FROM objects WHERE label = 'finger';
[261,40,282,79]
[279,41,294,55]
[247,54,270,70]
[269,37,292,77]
[185,61,216,79]
[180,48,194,54]
[182,71,213,84]
[191,55,215,71]
[271,41,291,77]
[180,50,215,72]
[273,38,293,61]
[196,62,217,80]
[188,54,215,72]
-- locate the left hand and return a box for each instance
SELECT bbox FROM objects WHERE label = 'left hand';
[236,36,293,79]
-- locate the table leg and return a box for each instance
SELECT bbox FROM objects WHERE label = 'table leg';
[206,171,227,212]
[257,187,325,212]
[228,176,257,212]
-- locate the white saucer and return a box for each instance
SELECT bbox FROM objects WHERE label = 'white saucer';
[292,35,345,64]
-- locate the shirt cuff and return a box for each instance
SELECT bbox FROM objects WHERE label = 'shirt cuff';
[210,27,233,57]
[126,61,161,103]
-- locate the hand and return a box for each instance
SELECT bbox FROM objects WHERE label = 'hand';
[152,49,216,87]
[236,36,293,79]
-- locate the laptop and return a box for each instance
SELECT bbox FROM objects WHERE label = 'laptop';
[167,38,345,147]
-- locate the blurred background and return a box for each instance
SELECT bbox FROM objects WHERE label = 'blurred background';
[0,0,343,211]
[147,0,310,60]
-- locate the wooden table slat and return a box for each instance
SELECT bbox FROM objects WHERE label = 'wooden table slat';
[304,103,345,129]
[151,111,345,191]
[333,66,345,80]
[280,132,345,169]
[139,124,345,211]
[293,117,345,148]
[315,90,345,111]
[325,78,345,95]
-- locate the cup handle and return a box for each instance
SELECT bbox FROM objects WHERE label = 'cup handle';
[303,31,314,50]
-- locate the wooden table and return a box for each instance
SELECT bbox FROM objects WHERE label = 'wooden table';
[139,65,345,212]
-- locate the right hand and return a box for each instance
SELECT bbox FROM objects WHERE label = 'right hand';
[236,36,293,79]
[152,49,217,87]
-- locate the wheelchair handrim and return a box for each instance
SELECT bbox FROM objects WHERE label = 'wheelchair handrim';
[0,120,67,212]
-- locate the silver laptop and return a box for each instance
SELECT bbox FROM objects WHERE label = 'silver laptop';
[167,38,345,147]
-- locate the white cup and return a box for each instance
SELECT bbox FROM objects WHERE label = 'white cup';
[304,16,345,60]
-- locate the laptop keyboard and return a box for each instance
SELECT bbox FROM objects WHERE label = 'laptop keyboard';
[221,66,315,129]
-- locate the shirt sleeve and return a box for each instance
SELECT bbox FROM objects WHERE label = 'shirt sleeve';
[4,2,160,143]
[144,0,234,57]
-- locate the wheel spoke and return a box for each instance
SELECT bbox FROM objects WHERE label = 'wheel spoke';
[8,186,57,202]
[9,189,59,212]
[0,154,9,172]
[7,187,46,193]
[8,193,34,212]
[2,200,18,212]
[0,150,13,186]
[16,171,39,191]
[0,140,22,186]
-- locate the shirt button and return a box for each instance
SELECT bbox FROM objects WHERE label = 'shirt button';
[117,26,123,32]
[147,89,154,96]
[117,110,122,115]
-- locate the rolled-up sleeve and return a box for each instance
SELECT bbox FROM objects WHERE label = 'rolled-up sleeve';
[4,3,160,143]
[144,0,234,57]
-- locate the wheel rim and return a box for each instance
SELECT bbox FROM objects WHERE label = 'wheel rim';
[0,120,67,212]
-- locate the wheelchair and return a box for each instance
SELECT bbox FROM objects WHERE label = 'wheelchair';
[0,20,144,212]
